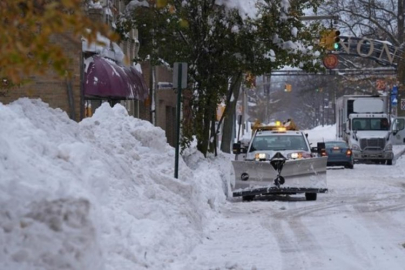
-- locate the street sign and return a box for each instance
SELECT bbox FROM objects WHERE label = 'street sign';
[173,62,188,89]
[392,85,398,95]
[391,94,398,106]
[322,54,339,69]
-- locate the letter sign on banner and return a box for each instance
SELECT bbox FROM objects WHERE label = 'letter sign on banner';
[376,80,385,90]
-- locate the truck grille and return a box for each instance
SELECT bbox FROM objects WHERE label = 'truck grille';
[360,138,385,150]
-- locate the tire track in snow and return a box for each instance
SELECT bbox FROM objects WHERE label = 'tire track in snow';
[266,191,405,219]
[260,201,373,270]
[349,196,405,269]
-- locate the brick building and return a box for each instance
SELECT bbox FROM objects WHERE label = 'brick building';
[0,0,179,146]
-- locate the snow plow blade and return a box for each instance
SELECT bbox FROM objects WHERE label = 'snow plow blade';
[232,156,328,197]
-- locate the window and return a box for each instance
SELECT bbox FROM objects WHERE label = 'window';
[249,135,308,152]
[325,141,347,148]
[353,118,389,131]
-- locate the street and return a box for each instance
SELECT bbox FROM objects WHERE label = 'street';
[177,160,405,270]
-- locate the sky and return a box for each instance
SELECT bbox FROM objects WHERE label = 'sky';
[1,98,405,270]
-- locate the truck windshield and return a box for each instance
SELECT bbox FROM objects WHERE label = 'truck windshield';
[352,118,389,131]
[249,135,309,152]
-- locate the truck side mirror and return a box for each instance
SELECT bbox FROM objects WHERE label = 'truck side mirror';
[233,143,247,154]
[317,142,326,156]
[232,143,241,154]
[353,129,358,138]
[387,131,392,141]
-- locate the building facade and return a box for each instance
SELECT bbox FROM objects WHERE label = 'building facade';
[0,0,179,146]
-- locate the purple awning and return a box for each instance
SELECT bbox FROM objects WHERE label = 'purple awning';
[84,56,148,100]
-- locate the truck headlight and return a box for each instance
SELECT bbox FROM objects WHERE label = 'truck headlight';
[352,144,360,150]
[255,153,267,161]
[385,144,392,150]
[288,152,302,159]
[290,152,300,159]
[287,152,311,159]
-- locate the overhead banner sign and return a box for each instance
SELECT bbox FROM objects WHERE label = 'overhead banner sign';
[335,36,403,66]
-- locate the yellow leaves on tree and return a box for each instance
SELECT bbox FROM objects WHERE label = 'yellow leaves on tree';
[156,0,168,8]
[0,0,118,84]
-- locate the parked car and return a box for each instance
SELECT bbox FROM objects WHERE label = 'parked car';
[324,140,354,169]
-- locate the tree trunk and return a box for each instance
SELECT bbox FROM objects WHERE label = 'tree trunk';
[209,112,218,155]
[398,0,404,45]
[197,94,214,157]
[220,73,243,153]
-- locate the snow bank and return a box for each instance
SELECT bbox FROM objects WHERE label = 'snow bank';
[0,99,231,270]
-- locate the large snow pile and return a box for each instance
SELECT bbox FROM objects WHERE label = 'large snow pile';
[0,99,233,270]
[303,124,337,144]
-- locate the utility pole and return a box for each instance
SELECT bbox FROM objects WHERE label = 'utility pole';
[322,90,325,127]
[264,75,271,123]
[299,15,339,22]
[241,85,248,136]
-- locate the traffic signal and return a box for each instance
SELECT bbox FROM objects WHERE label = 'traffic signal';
[320,29,333,50]
[315,88,323,92]
[320,29,341,51]
[284,84,292,92]
[333,30,341,50]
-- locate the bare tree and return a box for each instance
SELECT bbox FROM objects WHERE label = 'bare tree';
[321,0,405,82]
[321,0,404,46]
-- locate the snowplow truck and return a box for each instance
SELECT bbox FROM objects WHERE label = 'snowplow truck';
[232,119,328,201]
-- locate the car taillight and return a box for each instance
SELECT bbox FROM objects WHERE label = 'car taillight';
[346,149,352,156]
[321,151,327,156]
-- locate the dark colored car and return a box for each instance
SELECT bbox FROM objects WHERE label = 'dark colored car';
[324,141,354,169]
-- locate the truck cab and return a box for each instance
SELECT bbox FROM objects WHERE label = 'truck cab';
[347,114,393,164]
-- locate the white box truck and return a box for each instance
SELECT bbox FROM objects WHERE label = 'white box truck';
[335,95,393,165]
